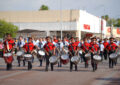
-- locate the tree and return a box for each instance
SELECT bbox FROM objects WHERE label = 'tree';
[0,20,18,38]
[114,18,120,27]
[39,5,49,10]
[101,15,120,27]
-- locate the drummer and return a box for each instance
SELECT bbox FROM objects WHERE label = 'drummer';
[56,38,64,67]
[37,38,45,67]
[106,37,118,68]
[89,37,100,72]
[103,38,109,60]
[68,37,78,72]
[23,37,35,70]
[99,40,104,61]
[44,36,56,71]
[17,36,25,67]
[3,33,15,70]
[81,37,90,68]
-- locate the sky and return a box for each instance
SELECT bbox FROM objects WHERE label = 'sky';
[0,0,120,18]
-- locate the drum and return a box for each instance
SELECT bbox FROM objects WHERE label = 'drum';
[93,55,102,63]
[71,56,80,65]
[79,50,82,54]
[64,47,69,54]
[38,50,45,56]
[24,54,32,61]
[32,50,37,55]
[49,56,58,65]
[16,51,24,56]
[4,53,12,57]
[85,53,91,60]
[16,51,24,60]
[3,52,13,64]
[109,53,118,60]
[61,54,69,65]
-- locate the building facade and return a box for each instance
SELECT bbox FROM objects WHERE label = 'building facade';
[0,10,106,39]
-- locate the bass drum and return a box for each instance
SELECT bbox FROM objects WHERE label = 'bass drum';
[49,56,58,65]
[61,54,69,65]
[93,55,102,63]
[109,53,118,60]
[24,54,32,61]
[71,56,80,65]
[85,53,91,60]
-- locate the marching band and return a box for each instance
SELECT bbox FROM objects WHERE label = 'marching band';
[0,33,120,72]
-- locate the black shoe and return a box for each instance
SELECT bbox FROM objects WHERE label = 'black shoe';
[45,69,48,71]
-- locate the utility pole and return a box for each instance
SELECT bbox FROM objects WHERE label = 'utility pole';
[60,0,63,40]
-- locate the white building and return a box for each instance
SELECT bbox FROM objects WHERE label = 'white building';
[0,10,106,39]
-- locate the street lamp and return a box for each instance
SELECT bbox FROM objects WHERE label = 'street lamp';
[60,0,63,40]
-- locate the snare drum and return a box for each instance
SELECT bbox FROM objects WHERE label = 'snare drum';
[16,51,24,56]
[109,53,118,60]
[49,56,58,65]
[38,50,45,56]
[93,55,102,63]
[71,56,80,64]
[61,54,69,65]
[85,53,91,60]
[24,54,32,61]
[4,53,12,57]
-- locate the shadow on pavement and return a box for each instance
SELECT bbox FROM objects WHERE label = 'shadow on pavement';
[95,77,120,85]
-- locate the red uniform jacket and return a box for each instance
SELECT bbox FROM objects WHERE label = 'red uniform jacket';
[54,39,58,43]
[106,43,118,51]
[103,42,109,49]
[90,43,99,52]
[3,39,15,64]
[4,39,15,51]
[75,41,80,46]
[44,42,55,52]
[81,42,90,52]
[23,42,34,53]
[68,42,78,52]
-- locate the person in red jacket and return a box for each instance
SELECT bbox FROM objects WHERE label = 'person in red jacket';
[90,37,100,72]
[3,33,15,70]
[68,37,78,71]
[106,37,118,68]
[44,36,56,71]
[81,37,90,68]
[23,37,35,70]
[103,38,109,60]
[53,36,58,43]
[75,37,80,46]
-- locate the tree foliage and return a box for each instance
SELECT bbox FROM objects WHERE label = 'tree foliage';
[39,5,49,10]
[101,15,120,27]
[0,20,18,38]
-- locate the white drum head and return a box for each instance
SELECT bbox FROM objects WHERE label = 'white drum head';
[38,50,45,56]
[24,54,32,58]
[93,55,102,61]
[16,51,23,56]
[4,53,12,57]
[71,56,79,62]
[49,56,57,63]
[109,53,118,59]
[61,55,69,60]
[79,50,82,54]
[85,53,91,58]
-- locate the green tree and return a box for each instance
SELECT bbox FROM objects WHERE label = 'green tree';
[0,20,18,38]
[114,18,120,27]
[39,5,49,10]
